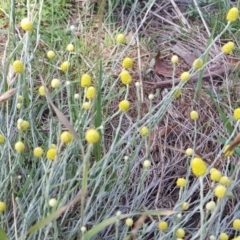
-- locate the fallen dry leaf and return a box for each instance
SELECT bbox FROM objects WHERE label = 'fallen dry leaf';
[0,88,17,103]
[154,52,173,77]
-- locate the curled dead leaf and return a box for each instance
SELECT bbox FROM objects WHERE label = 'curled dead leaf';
[0,88,17,103]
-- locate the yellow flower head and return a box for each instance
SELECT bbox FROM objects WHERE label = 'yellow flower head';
[176,228,185,238]
[116,33,126,44]
[122,57,133,69]
[120,70,132,85]
[13,60,24,73]
[219,176,231,186]
[60,131,73,144]
[67,43,74,52]
[51,78,61,88]
[85,129,100,144]
[18,95,23,102]
[16,103,21,109]
[174,89,181,99]
[190,110,199,120]
[33,147,44,157]
[206,201,216,211]
[47,50,55,59]
[119,100,130,112]
[180,72,190,81]
[125,218,134,227]
[143,160,151,168]
[0,201,6,212]
[219,233,229,240]
[15,141,25,153]
[233,108,240,120]
[86,86,96,100]
[222,42,235,54]
[0,134,4,144]
[20,18,33,31]
[191,157,207,177]
[60,61,70,72]
[158,221,168,231]
[226,7,239,22]
[223,144,234,157]
[185,148,193,156]
[214,184,227,199]
[49,198,58,207]
[39,86,46,96]
[140,126,149,136]
[192,58,203,70]
[210,169,222,182]
[17,120,30,131]
[233,219,240,230]
[181,202,189,210]
[176,178,187,187]
[171,55,179,64]
[46,148,57,160]
[81,74,92,88]
[83,102,91,110]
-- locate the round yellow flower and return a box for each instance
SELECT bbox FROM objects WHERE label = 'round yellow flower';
[67,43,74,52]
[181,202,189,210]
[185,148,193,156]
[206,201,216,211]
[158,221,168,231]
[176,178,187,187]
[17,120,30,131]
[16,103,21,109]
[192,58,203,70]
[85,129,100,144]
[120,70,132,85]
[143,160,151,168]
[174,89,181,99]
[171,55,179,64]
[39,86,45,96]
[210,170,222,182]
[191,157,207,177]
[47,51,55,59]
[33,147,44,157]
[125,218,134,227]
[219,232,229,240]
[49,144,57,149]
[86,86,96,100]
[60,61,70,72]
[116,33,126,44]
[46,148,57,160]
[233,219,240,230]
[214,185,227,199]
[226,7,239,22]
[0,201,6,212]
[15,141,25,153]
[122,58,133,69]
[190,110,199,120]
[176,228,185,238]
[233,108,240,120]
[20,18,33,31]
[60,131,73,144]
[140,126,149,136]
[13,60,24,73]
[223,144,234,157]
[83,102,91,110]
[0,134,4,144]
[51,78,61,88]
[222,42,235,54]
[18,95,23,102]
[49,198,58,207]
[180,72,190,81]
[119,100,130,112]
[219,176,231,186]
[81,74,92,88]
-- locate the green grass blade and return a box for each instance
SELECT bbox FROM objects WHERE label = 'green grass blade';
[0,227,9,240]
[94,61,102,161]
[84,210,175,240]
